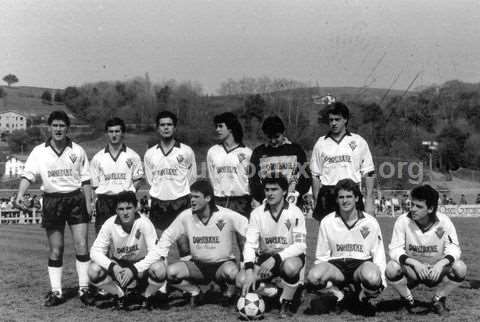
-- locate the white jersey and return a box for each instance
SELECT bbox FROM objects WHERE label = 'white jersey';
[145,206,248,264]
[144,141,196,201]
[243,202,307,264]
[389,212,461,265]
[314,211,386,284]
[310,132,374,185]
[22,139,90,193]
[90,213,158,274]
[207,144,252,197]
[90,144,144,195]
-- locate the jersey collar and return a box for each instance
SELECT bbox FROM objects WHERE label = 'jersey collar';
[221,143,245,154]
[156,140,181,156]
[264,200,289,222]
[324,130,351,144]
[335,209,365,230]
[45,138,73,157]
[265,136,292,148]
[104,144,127,161]
[195,204,220,226]
[407,212,439,232]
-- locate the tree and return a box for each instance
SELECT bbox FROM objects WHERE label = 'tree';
[41,90,52,102]
[54,91,64,103]
[0,87,5,98]
[3,74,19,87]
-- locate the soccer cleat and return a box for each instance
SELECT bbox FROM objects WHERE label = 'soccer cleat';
[334,298,345,315]
[431,296,449,316]
[279,300,293,318]
[79,287,96,306]
[358,298,376,317]
[44,291,65,307]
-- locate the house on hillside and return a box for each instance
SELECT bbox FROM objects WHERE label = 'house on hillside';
[0,111,27,134]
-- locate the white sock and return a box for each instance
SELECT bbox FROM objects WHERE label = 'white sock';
[144,278,165,298]
[279,279,300,302]
[171,280,200,296]
[92,275,124,297]
[48,266,63,295]
[76,259,90,289]
[388,276,413,300]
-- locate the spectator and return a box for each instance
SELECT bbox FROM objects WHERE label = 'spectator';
[441,194,449,205]
[476,194,480,204]
[459,194,468,205]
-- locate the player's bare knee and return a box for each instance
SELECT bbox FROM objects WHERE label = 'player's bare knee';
[307,265,326,286]
[88,262,106,283]
[359,266,382,289]
[385,260,402,281]
[450,260,467,281]
[49,247,64,260]
[166,264,182,282]
[220,262,239,282]
[281,258,301,278]
[235,270,247,288]
[149,261,167,282]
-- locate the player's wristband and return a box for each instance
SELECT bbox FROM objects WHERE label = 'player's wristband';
[399,254,409,265]
[107,262,116,276]
[272,254,282,270]
[245,262,254,270]
[444,255,455,265]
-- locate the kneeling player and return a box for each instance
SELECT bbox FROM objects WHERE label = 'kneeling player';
[307,179,386,316]
[143,179,248,306]
[237,176,307,318]
[88,191,166,309]
[386,184,467,315]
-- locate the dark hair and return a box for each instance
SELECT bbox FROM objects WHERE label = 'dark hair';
[190,179,216,209]
[156,110,177,127]
[334,178,364,211]
[262,175,289,192]
[214,112,244,144]
[116,191,138,207]
[262,116,285,137]
[47,110,70,126]
[105,117,126,132]
[327,102,350,123]
[410,184,439,216]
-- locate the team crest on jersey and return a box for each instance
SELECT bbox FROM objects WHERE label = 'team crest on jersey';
[435,227,445,239]
[238,153,246,163]
[216,219,226,231]
[126,158,133,169]
[176,154,184,163]
[349,141,357,151]
[284,219,292,230]
[360,226,370,239]
[135,230,141,239]
[69,153,78,164]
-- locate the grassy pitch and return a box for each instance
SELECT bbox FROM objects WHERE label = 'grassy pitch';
[1,218,480,321]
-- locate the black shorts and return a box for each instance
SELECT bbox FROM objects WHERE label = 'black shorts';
[215,195,251,218]
[313,185,364,221]
[329,258,370,284]
[150,195,190,230]
[42,190,89,229]
[184,259,235,283]
[257,253,306,277]
[95,194,119,232]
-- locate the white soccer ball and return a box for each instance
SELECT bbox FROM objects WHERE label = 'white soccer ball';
[237,292,265,320]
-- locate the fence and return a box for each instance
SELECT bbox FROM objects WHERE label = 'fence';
[0,209,42,224]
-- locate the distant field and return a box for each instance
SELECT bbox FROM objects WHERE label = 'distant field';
[1,218,479,321]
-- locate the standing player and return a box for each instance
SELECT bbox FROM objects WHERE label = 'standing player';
[142,179,248,306]
[310,102,375,221]
[15,111,94,306]
[237,176,307,318]
[249,116,310,208]
[207,112,252,217]
[144,110,196,258]
[386,185,467,315]
[307,179,386,316]
[90,117,144,233]
[89,191,166,309]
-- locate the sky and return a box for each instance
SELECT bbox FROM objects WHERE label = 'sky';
[1,0,480,94]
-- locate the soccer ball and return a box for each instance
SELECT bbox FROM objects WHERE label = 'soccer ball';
[237,292,265,320]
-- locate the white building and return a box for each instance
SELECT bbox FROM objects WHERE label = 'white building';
[0,111,27,133]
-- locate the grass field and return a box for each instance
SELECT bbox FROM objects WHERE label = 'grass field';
[1,217,480,321]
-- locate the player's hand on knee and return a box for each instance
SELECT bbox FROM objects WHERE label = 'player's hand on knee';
[242,269,257,296]
[259,257,275,280]
[413,262,431,281]
[429,262,445,282]
[119,267,135,288]
[111,264,124,284]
